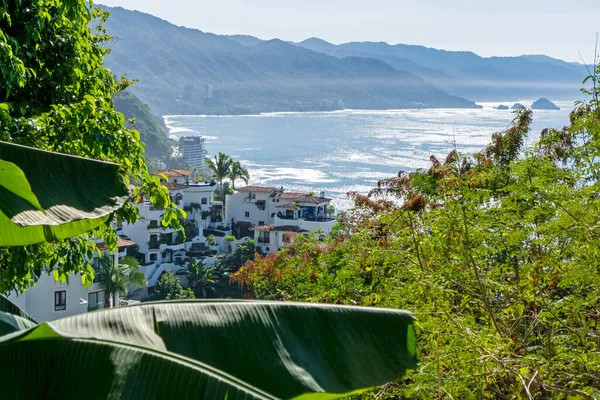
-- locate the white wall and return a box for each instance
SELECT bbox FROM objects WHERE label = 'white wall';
[7,273,109,322]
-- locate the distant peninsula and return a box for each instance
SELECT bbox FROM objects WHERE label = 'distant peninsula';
[512,103,525,109]
[531,98,560,110]
[495,105,509,110]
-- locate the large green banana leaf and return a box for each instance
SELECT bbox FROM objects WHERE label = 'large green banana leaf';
[0,295,35,322]
[0,141,128,246]
[0,300,417,399]
[0,311,37,336]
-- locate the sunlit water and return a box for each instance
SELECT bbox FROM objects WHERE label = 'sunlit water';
[164,101,575,209]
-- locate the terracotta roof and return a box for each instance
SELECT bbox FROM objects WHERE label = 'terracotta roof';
[161,182,187,191]
[96,238,136,251]
[293,195,332,204]
[251,224,275,231]
[154,169,192,178]
[275,192,306,199]
[237,186,277,193]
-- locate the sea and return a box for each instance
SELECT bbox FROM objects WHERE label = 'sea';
[164,100,576,210]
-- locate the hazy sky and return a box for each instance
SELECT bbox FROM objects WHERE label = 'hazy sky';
[99,0,599,62]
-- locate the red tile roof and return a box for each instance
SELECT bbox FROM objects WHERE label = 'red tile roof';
[251,224,275,231]
[293,195,332,204]
[275,192,306,199]
[154,169,192,178]
[237,186,277,193]
[96,238,136,251]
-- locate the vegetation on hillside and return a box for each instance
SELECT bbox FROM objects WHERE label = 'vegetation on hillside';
[233,68,600,398]
[113,90,172,159]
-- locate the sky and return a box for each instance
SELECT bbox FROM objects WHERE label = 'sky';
[98,0,600,62]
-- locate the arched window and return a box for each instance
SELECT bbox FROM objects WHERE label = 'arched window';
[174,193,183,205]
[201,197,208,205]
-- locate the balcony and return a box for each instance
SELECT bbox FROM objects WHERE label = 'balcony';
[166,241,186,251]
[257,237,270,244]
[148,242,160,250]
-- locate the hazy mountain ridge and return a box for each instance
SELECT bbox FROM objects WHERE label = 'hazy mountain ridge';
[101,6,478,115]
[294,39,588,100]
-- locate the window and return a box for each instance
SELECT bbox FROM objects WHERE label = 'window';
[258,221,265,226]
[201,197,208,205]
[150,254,157,261]
[88,291,105,311]
[245,211,250,218]
[174,193,183,205]
[258,231,270,244]
[54,290,66,311]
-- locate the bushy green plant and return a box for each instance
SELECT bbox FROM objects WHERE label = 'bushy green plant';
[233,71,600,399]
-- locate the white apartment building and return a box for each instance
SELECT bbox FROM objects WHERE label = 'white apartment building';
[120,169,221,296]
[178,136,207,172]
[7,238,135,322]
[226,186,336,253]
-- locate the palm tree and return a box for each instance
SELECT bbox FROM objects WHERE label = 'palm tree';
[175,258,217,298]
[206,152,232,207]
[96,256,146,308]
[228,161,250,190]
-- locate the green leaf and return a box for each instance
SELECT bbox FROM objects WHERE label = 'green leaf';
[0,141,128,246]
[0,323,273,400]
[0,160,44,211]
[0,311,37,336]
[0,301,417,399]
[0,295,35,322]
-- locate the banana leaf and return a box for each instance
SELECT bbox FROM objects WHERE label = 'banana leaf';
[0,295,35,322]
[0,300,417,399]
[0,141,128,246]
[0,311,37,336]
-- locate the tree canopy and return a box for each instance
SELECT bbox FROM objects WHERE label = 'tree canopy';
[0,0,183,293]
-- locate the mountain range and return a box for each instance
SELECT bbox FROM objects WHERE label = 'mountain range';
[101,5,588,115]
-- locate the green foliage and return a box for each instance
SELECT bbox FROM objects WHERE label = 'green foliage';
[95,257,146,307]
[113,90,171,160]
[217,240,260,274]
[155,270,191,300]
[0,0,184,293]
[0,299,416,399]
[206,152,232,204]
[0,142,128,247]
[228,160,249,189]
[233,70,600,399]
[175,259,216,298]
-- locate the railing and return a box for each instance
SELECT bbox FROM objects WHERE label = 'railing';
[148,242,160,250]
[147,221,159,229]
[257,237,270,244]
[304,217,335,222]
[276,212,296,220]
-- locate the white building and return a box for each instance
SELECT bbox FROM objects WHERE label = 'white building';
[226,186,336,253]
[7,238,135,322]
[120,169,222,297]
[178,136,207,172]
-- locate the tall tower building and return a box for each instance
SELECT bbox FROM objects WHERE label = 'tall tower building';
[179,136,207,173]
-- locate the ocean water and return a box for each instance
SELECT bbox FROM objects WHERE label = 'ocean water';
[164,101,575,210]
